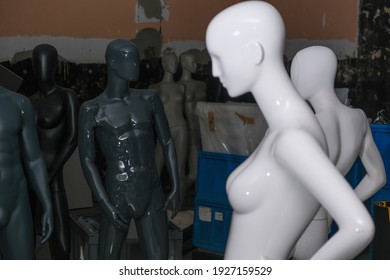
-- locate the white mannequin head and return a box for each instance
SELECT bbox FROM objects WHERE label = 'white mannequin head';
[205,1,285,97]
[290,46,337,100]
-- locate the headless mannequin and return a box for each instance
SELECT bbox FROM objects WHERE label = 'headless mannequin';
[30,44,78,260]
[290,46,386,259]
[206,1,374,260]
[0,85,53,259]
[178,51,207,188]
[149,52,188,207]
[78,39,180,259]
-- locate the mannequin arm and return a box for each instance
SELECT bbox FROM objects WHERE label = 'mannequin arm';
[20,96,53,244]
[354,121,386,202]
[275,130,374,259]
[47,90,79,183]
[78,104,128,229]
[150,93,181,218]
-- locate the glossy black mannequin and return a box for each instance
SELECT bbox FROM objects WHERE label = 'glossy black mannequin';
[30,44,79,260]
[0,85,53,259]
[78,39,180,259]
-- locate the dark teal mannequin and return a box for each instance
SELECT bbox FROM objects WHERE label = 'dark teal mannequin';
[0,85,53,259]
[30,44,79,260]
[78,39,180,259]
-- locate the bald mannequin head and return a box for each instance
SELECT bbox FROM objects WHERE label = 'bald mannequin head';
[206,1,286,97]
[291,46,338,100]
[105,39,140,81]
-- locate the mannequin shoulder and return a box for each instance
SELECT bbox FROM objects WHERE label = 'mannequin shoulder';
[1,89,34,111]
[79,98,100,115]
[58,86,78,99]
[133,88,159,101]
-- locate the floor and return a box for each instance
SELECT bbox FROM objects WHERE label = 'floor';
[34,228,371,260]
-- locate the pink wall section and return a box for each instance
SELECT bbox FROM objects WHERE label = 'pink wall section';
[0,0,358,42]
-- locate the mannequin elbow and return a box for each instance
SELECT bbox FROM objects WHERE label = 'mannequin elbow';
[376,172,387,188]
[350,218,375,246]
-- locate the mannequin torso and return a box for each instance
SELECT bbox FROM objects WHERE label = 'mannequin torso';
[0,86,53,259]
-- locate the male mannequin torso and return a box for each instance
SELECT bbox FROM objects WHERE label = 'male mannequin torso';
[0,86,53,259]
[78,39,180,259]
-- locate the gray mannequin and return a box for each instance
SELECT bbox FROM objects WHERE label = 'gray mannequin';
[179,51,207,188]
[0,85,53,259]
[78,39,180,259]
[149,52,188,208]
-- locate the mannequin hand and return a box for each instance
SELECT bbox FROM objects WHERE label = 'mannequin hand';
[101,201,129,229]
[40,209,54,244]
[164,188,180,219]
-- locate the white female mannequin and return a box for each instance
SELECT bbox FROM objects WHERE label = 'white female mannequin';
[149,52,188,207]
[206,1,374,260]
[179,51,207,188]
[290,46,386,259]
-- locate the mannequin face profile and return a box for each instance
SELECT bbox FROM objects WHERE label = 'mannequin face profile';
[32,44,58,84]
[180,52,197,74]
[162,53,178,74]
[106,39,140,81]
[206,1,284,97]
[205,1,374,260]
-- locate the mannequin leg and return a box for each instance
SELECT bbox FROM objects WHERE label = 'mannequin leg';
[172,126,189,208]
[0,187,34,260]
[49,175,71,260]
[98,212,129,260]
[135,187,168,259]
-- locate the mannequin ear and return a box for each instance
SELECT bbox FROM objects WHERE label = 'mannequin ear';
[245,41,264,65]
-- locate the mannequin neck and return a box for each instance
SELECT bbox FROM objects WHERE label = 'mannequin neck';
[105,70,130,99]
[162,71,175,83]
[180,69,193,82]
[251,63,313,129]
[308,88,340,113]
[37,80,57,96]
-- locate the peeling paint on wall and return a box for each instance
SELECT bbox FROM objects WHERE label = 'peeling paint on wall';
[322,13,327,29]
[135,0,169,23]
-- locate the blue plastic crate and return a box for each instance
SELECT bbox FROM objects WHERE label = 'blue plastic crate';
[196,151,247,205]
[371,124,390,185]
[345,158,365,189]
[193,199,233,253]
